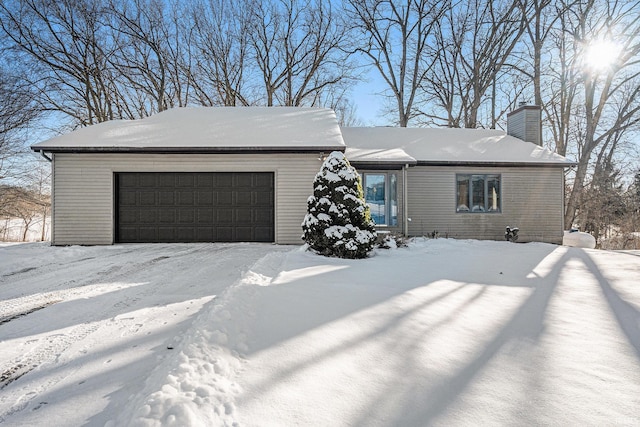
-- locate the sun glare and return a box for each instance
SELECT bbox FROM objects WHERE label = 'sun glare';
[584,40,622,72]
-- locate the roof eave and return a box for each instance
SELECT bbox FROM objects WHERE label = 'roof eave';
[349,160,417,170]
[415,160,577,167]
[30,145,346,154]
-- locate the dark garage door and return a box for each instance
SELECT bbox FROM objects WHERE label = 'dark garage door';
[116,172,274,243]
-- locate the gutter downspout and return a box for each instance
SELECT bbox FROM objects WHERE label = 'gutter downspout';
[39,150,53,245]
[39,150,52,162]
[403,164,409,236]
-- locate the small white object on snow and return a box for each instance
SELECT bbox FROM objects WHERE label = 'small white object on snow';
[563,230,596,248]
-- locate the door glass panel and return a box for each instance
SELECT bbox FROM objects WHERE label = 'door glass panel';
[365,174,386,225]
[389,173,398,226]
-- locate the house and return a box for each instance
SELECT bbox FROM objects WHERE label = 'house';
[31,106,574,246]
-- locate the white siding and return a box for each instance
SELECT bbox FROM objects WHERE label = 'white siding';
[406,166,564,244]
[51,153,322,245]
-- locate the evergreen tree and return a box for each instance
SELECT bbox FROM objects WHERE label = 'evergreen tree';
[633,171,640,210]
[579,159,626,243]
[302,151,376,259]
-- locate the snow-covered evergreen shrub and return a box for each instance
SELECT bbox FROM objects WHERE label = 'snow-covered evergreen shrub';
[302,151,377,259]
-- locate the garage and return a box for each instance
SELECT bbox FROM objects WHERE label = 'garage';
[116,172,274,243]
[30,107,346,245]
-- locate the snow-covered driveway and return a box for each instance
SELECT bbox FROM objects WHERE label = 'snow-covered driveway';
[0,243,289,426]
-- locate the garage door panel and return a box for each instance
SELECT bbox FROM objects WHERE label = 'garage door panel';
[178,209,195,224]
[159,210,175,223]
[254,191,272,206]
[139,210,157,223]
[217,208,233,223]
[216,227,233,241]
[118,227,138,241]
[139,174,157,187]
[236,191,251,205]
[196,228,214,242]
[158,174,175,187]
[119,210,138,224]
[255,209,274,224]
[159,191,174,205]
[197,174,214,187]
[236,208,252,223]
[235,227,252,241]
[235,174,252,187]
[254,173,273,187]
[140,191,156,206]
[119,174,138,187]
[139,227,158,241]
[120,191,137,206]
[178,191,194,205]
[158,227,176,241]
[217,192,233,205]
[176,228,194,241]
[176,174,195,187]
[255,227,273,241]
[198,209,214,223]
[216,174,233,187]
[197,191,213,205]
[116,172,274,243]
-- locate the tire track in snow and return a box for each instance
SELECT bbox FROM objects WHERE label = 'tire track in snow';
[0,300,60,326]
[0,245,242,423]
[0,321,102,421]
[0,244,201,293]
[0,246,141,284]
[0,245,203,332]
[0,245,226,330]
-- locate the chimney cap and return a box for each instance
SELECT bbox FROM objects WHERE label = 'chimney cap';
[518,101,527,107]
[507,104,541,118]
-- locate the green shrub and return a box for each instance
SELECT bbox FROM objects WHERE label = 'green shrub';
[302,151,376,259]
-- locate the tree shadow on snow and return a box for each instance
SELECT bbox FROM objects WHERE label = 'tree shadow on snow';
[234,242,559,418]
[235,244,640,426]
[368,247,640,426]
[585,252,640,360]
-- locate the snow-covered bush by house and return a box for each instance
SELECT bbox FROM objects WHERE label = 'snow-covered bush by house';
[377,232,408,249]
[302,151,376,259]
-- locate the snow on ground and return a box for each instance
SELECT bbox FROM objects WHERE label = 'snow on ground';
[0,243,291,426]
[0,216,50,243]
[1,239,639,426]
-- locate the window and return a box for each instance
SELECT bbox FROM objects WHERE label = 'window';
[456,174,501,213]
[363,173,398,226]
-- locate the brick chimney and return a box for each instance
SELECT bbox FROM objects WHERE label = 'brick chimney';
[507,104,541,146]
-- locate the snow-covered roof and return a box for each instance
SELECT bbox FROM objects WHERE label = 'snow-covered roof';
[32,107,345,153]
[345,147,417,166]
[341,127,575,166]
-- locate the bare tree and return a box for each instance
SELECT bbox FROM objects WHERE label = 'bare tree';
[422,0,528,128]
[0,66,40,182]
[188,0,252,106]
[0,0,121,126]
[578,157,627,245]
[107,0,184,116]
[0,183,49,241]
[542,10,581,156]
[346,0,447,127]
[248,0,354,108]
[562,0,640,227]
